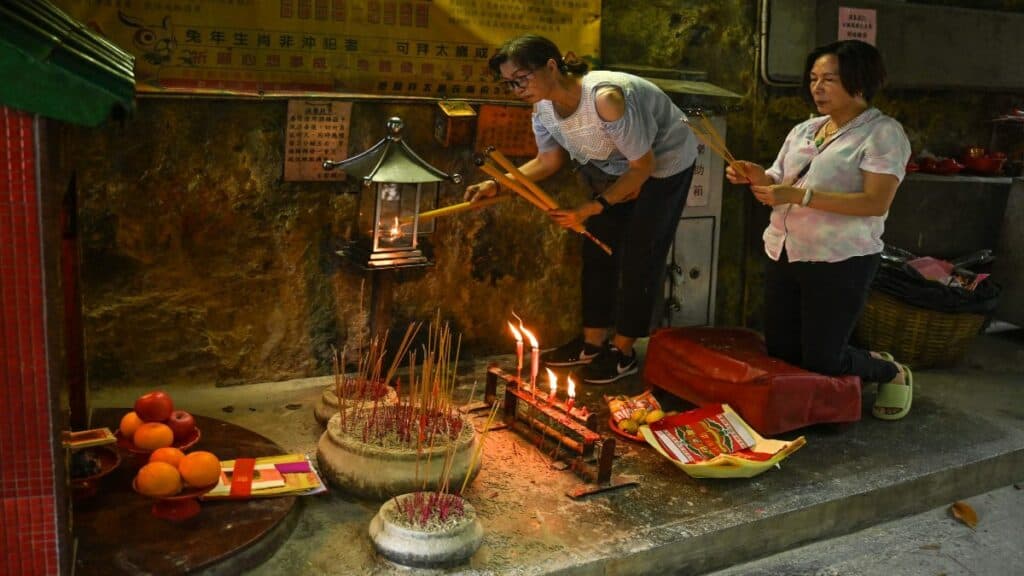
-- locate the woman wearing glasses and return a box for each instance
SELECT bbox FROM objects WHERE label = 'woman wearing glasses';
[725,40,913,420]
[465,34,697,384]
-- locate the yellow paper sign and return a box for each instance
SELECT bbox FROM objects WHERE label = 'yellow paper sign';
[54,1,602,98]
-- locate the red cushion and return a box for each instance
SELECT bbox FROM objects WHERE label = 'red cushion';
[642,327,861,435]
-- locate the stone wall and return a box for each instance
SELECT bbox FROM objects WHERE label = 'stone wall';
[60,1,1024,387]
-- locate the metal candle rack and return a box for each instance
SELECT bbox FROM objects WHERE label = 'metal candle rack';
[482,365,638,498]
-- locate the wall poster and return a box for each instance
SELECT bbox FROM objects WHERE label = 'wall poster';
[284,100,352,181]
[474,104,536,158]
[838,7,877,45]
[54,1,602,99]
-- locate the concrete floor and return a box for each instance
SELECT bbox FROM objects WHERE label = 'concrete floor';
[88,328,1024,575]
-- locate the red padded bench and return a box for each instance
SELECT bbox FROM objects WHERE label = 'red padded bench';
[642,327,862,436]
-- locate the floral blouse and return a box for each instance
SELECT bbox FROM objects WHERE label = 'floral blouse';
[763,107,912,263]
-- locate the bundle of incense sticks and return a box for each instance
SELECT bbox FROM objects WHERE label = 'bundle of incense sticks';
[398,194,510,226]
[475,147,613,256]
[683,113,741,173]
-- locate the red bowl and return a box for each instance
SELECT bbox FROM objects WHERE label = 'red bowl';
[133,478,218,521]
[962,156,1005,175]
[116,427,201,464]
[71,446,121,500]
[929,158,964,175]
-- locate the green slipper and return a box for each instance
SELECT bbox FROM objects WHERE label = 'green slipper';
[875,351,895,362]
[873,363,913,421]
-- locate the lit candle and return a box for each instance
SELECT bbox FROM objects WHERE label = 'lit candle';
[566,375,576,411]
[521,326,539,394]
[507,322,524,383]
[546,368,557,403]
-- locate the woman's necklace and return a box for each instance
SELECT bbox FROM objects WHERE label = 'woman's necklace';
[814,119,839,148]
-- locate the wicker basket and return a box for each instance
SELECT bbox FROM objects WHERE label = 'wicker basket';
[853,290,986,368]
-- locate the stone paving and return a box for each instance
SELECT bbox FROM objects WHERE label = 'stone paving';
[89,329,1024,575]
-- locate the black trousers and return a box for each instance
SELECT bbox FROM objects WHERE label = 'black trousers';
[764,250,898,382]
[576,163,693,339]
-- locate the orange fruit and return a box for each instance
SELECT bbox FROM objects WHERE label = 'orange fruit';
[133,422,174,451]
[149,446,186,467]
[135,461,182,497]
[119,411,143,439]
[178,451,221,488]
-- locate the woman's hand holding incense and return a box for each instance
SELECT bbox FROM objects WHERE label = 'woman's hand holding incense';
[464,179,499,202]
[725,161,771,186]
[549,201,601,230]
[749,183,803,207]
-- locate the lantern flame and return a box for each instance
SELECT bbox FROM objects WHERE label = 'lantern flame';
[388,216,402,240]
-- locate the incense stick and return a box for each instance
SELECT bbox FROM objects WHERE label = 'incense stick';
[683,114,740,170]
[487,148,560,210]
[399,194,510,226]
[475,160,550,212]
[481,148,614,256]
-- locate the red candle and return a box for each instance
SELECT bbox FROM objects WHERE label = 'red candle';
[507,322,524,382]
[521,326,539,393]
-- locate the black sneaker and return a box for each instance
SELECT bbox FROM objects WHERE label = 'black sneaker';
[579,346,638,384]
[541,336,604,367]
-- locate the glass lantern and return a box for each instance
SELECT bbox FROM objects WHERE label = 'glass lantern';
[324,117,461,269]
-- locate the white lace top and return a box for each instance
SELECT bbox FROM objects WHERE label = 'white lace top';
[532,71,696,178]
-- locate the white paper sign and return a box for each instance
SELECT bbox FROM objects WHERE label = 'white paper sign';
[838,7,877,45]
[686,146,709,208]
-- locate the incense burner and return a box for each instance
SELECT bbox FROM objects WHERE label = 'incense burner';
[316,409,479,500]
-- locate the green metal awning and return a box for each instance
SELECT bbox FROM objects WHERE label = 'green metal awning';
[0,0,134,126]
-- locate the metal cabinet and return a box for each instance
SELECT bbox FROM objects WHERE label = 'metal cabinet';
[662,115,724,327]
[993,178,1024,327]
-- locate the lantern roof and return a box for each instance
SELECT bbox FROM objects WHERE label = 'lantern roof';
[327,117,462,184]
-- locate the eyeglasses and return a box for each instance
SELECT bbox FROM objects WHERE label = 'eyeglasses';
[501,70,536,91]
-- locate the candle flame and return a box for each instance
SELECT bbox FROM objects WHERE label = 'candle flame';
[546,368,557,396]
[567,375,576,398]
[507,321,522,342]
[511,310,526,329]
[520,325,539,348]
[388,216,402,239]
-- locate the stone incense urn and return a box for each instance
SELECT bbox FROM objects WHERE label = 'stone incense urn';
[316,408,479,500]
[369,492,483,568]
[312,382,398,427]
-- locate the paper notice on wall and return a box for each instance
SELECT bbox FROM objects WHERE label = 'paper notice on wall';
[284,100,352,182]
[838,7,877,45]
[475,105,537,158]
[687,142,710,207]
[687,115,723,208]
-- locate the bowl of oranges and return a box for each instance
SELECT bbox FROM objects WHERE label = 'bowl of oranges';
[116,391,201,465]
[133,448,222,521]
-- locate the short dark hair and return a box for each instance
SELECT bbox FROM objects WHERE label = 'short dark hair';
[488,34,589,78]
[802,40,887,105]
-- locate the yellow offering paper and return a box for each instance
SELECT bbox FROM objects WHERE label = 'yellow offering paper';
[639,404,805,479]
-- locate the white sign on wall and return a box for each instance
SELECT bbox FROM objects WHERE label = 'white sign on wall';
[838,7,877,45]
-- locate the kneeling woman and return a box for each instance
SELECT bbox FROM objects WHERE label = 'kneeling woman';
[726,40,913,420]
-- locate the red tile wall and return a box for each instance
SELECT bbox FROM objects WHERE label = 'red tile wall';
[0,107,59,575]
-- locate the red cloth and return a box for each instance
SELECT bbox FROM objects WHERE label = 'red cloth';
[642,327,861,435]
